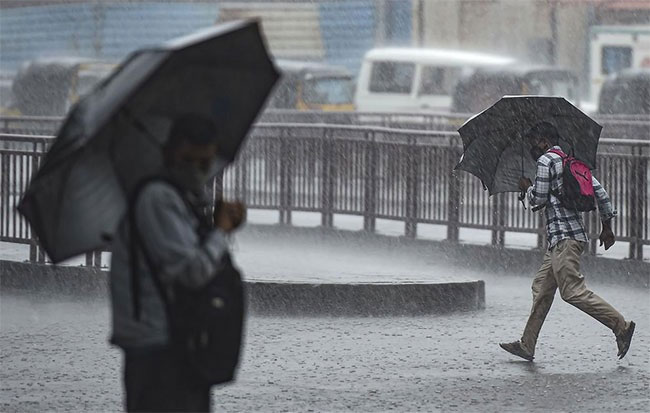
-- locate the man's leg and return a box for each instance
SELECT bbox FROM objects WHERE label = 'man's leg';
[520,250,558,356]
[124,345,208,412]
[124,345,180,412]
[173,351,212,413]
[551,240,628,336]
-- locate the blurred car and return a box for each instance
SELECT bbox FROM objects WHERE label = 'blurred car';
[268,60,355,111]
[598,69,650,115]
[11,57,116,116]
[452,65,580,114]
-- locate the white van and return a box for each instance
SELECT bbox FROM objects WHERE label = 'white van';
[354,48,516,113]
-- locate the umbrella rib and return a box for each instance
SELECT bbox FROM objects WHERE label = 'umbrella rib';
[122,108,160,147]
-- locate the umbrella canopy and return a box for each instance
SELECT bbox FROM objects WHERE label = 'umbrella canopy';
[18,20,280,263]
[455,95,602,195]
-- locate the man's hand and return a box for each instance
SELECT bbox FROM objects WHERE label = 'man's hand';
[599,220,615,250]
[214,201,246,233]
[518,177,532,192]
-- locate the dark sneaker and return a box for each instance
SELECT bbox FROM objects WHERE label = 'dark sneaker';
[616,321,635,360]
[499,341,534,362]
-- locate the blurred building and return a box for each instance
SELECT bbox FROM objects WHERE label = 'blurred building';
[2,0,647,101]
[415,0,650,99]
[0,0,412,75]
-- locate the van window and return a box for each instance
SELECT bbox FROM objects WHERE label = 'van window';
[369,61,415,94]
[601,46,632,75]
[419,66,461,95]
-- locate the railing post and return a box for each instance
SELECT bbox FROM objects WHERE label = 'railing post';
[29,240,38,263]
[213,170,224,203]
[405,137,418,238]
[637,150,646,260]
[630,145,645,260]
[446,147,461,243]
[320,129,334,228]
[278,129,287,224]
[94,250,102,268]
[279,129,293,226]
[26,151,40,263]
[491,194,505,248]
[363,131,377,233]
[238,149,247,203]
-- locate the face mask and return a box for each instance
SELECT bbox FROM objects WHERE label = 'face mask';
[171,156,229,192]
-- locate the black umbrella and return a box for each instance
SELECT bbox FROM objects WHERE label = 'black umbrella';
[18,20,279,263]
[455,95,602,195]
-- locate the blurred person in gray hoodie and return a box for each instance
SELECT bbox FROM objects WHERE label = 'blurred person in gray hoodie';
[109,114,245,412]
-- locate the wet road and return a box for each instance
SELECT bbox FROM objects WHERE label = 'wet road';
[1,273,648,412]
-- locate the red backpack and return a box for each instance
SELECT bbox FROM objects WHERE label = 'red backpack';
[548,149,596,212]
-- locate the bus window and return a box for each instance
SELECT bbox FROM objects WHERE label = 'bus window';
[601,46,632,75]
[369,61,415,94]
[303,76,353,105]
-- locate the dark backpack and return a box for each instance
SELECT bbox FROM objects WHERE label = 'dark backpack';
[129,177,245,385]
[548,149,596,212]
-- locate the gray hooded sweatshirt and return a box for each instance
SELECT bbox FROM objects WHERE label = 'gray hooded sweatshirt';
[109,181,228,348]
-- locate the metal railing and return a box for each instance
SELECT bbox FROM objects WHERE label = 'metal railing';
[1,124,648,267]
[3,111,649,138]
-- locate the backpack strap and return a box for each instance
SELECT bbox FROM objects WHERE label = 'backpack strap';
[129,176,167,321]
[547,149,567,158]
[128,176,213,321]
[536,149,566,209]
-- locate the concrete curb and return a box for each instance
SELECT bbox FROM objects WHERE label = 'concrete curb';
[246,280,485,316]
[0,260,486,315]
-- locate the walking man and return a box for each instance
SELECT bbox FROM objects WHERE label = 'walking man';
[499,122,635,362]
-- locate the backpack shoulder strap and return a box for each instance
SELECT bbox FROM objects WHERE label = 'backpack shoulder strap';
[129,175,194,320]
[128,176,215,320]
[129,176,168,321]
[548,149,567,158]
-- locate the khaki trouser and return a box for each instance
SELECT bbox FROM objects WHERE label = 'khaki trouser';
[520,239,627,355]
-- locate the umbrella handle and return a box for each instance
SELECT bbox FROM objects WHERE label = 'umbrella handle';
[518,191,527,210]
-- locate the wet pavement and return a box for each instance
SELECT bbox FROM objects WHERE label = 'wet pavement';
[2,280,648,412]
[1,228,649,412]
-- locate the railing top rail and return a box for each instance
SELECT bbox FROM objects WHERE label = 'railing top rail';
[262,108,474,118]
[0,133,54,142]
[0,115,62,122]
[254,122,459,137]
[599,138,650,146]
[1,126,649,148]
[3,111,648,120]
[2,111,650,122]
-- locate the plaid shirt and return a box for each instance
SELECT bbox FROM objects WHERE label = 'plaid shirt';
[526,146,616,250]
